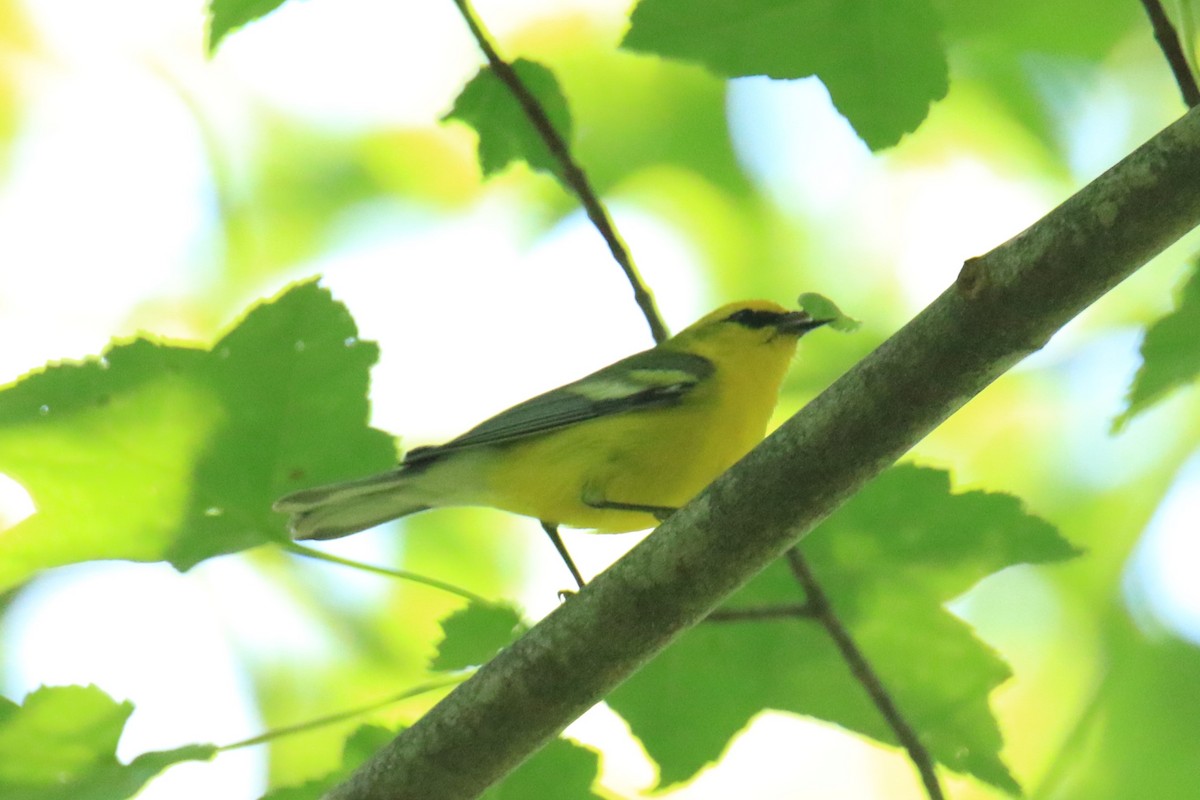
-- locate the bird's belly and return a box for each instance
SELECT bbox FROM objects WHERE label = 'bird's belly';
[480,403,765,533]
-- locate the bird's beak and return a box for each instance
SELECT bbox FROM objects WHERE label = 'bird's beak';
[776,311,832,335]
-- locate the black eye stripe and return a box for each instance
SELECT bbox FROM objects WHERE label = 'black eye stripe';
[725,309,785,329]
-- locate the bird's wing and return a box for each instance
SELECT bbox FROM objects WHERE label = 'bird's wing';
[402,348,714,464]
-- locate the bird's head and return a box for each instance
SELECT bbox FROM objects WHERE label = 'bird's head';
[671,300,830,354]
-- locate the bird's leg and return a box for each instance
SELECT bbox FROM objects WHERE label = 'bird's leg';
[540,521,586,591]
[585,498,678,522]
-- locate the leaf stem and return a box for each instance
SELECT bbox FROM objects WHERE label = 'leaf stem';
[447,0,668,344]
[218,676,469,751]
[1140,0,1200,107]
[1028,671,1108,799]
[705,603,818,622]
[285,542,487,604]
[785,549,945,800]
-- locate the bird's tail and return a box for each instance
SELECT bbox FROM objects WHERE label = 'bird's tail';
[273,468,432,541]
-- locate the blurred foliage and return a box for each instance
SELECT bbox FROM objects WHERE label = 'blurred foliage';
[430,601,529,672]
[0,283,395,588]
[261,724,602,800]
[935,0,1140,59]
[1164,1,1200,74]
[559,50,749,198]
[202,115,477,292]
[0,0,1198,798]
[1119,259,1200,427]
[0,686,215,800]
[1039,609,1200,800]
[258,725,394,800]
[623,0,949,150]
[208,0,291,54]
[0,0,35,172]
[478,738,602,799]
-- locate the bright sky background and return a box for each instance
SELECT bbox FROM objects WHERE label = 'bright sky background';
[1,0,1197,798]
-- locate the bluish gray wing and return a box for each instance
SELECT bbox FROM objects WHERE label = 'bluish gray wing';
[402,348,713,465]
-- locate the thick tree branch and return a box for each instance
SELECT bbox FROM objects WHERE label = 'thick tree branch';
[786,550,944,800]
[325,106,1200,800]
[448,0,668,343]
[1140,0,1200,107]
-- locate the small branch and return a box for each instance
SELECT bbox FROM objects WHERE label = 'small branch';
[1140,0,1200,107]
[785,550,944,800]
[285,542,487,604]
[448,0,668,344]
[705,603,818,622]
[219,677,467,751]
[1028,673,1108,799]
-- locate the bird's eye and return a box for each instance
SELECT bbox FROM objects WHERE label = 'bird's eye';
[724,308,779,328]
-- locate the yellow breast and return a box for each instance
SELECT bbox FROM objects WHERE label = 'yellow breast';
[477,348,790,532]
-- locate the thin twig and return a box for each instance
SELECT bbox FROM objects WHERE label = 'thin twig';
[285,542,488,604]
[1140,0,1200,107]
[218,676,468,751]
[706,603,818,622]
[785,549,945,800]
[1028,673,1109,799]
[448,0,668,344]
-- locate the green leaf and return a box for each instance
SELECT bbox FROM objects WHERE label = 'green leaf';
[936,0,1142,59]
[0,685,215,800]
[262,726,600,799]
[260,725,394,800]
[948,47,1086,167]
[480,738,602,800]
[217,117,403,287]
[430,601,529,672]
[1117,261,1200,429]
[444,60,573,179]
[207,0,291,54]
[0,281,396,590]
[622,0,949,150]
[932,0,1139,167]
[563,50,751,196]
[1044,611,1200,799]
[609,465,1078,792]
[798,292,861,333]
[1164,1,1200,76]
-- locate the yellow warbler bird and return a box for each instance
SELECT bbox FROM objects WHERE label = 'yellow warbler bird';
[274,300,828,586]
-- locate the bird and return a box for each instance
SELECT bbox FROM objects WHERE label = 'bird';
[274,300,830,587]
